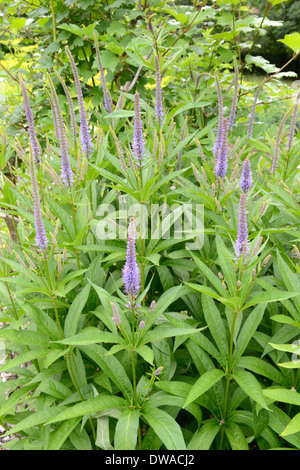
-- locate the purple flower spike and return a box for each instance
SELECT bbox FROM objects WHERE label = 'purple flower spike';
[235,193,248,259]
[48,75,73,187]
[154,55,164,126]
[95,40,112,114]
[240,157,252,193]
[110,302,121,325]
[215,118,228,180]
[149,300,156,312]
[65,46,93,158]
[55,71,77,142]
[18,74,41,164]
[272,107,291,175]
[29,151,48,252]
[287,93,299,152]
[132,91,145,166]
[139,320,145,329]
[122,217,141,299]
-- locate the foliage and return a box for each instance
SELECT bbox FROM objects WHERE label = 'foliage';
[0,0,300,452]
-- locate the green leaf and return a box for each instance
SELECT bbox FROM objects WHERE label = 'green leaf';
[281,412,300,437]
[232,304,266,366]
[236,356,286,386]
[0,328,50,347]
[44,349,68,369]
[268,405,300,448]
[96,416,114,450]
[104,110,134,119]
[189,252,224,295]
[216,236,236,296]
[276,252,300,320]
[144,285,192,331]
[80,345,133,400]
[202,295,229,363]
[140,326,203,345]
[268,0,288,5]
[69,425,92,450]
[0,385,33,416]
[278,33,300,53]
[142,406,186,450]
[114,408,139,450]
[187,420,220,450]
[1,406,67,437]
[47,418,81,450]
[185,282,220,300]
[64,284,91,337]
[55,328,123,345]
[184,369,225,408]
[242,290,299,311]
[0,348,49,372]
[263,388,300,407]
[135,345,154,365]
[46,395,127,424]
[233,370,270,410]
[225,422,249,450]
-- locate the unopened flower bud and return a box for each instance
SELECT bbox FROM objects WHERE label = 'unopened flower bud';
[154,366,163,376]
[262,255,271,267]
[149,300,156,312]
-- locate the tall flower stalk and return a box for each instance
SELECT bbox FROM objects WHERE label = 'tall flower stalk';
[48,75,73,187]
[65,46,93,157]
[286,92,300,152]
[54,71,77,142]
[154,55,164,126]
[240,157,252,193]
[132,91,145,166]
[215,118,228,180]
[29,151,48,252]
[235,192,248,259]
[228,58,239,131]
[247,81,263,138]
[271,107,292,175]
[94,34,112,114]
[123,217,141,300]
[18,73,41,164]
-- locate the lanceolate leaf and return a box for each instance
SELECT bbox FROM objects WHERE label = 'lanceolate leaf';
[184,369,225,408]
[233,370,270,410]
[64,284,91,337]
[142,406,186,450]
[114,408,140,450]
[46,395,127,424]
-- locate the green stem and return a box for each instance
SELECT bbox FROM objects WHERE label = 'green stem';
[219,309,239,450]
[50,0,56,42]
[52,295,64,339]
[131,349,137,405]
[5,281,18,320]
[70,197,84,287]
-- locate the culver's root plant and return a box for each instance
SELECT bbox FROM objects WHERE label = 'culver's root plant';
[1,1,300,451]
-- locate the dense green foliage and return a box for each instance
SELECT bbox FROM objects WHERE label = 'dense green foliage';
[0,0,300,451]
